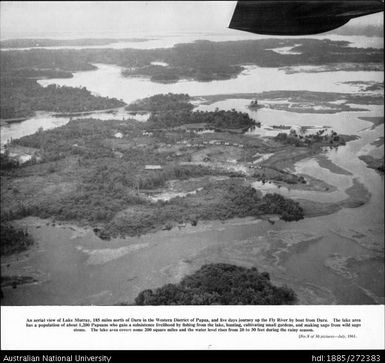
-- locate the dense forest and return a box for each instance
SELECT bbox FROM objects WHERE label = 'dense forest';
[126,93,194,112]
[2,118,304,238]
[148,109,257,130]
[1,38,382,118]
[0,223,34,256]
[122,62,243,82]
[274,130,347,148]
[1,38,382,84]
[101,183,304,238]
[126,93,258,130]
[6,68,73,79]
[0,77,125,119]
[135,263,297,305]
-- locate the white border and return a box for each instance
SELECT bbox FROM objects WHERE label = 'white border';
[1,305,384,350]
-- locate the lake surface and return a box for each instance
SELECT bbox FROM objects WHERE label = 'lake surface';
[1,35,383,305]
[0,108,150,146]
[37,63,383,102]
[1,61,382,143]
[1,31,383,51]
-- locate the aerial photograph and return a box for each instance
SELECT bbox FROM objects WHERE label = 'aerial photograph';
[0,1,383,306]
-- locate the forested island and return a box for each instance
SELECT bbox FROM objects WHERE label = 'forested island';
[274,130,352,148]
[148,109,258,131]
[1,32,381,305]
[126,93,194,113]
[1,90,364,241]
[127,93,258,130]
[2,87,365,242]
[0,38,382,120]
[0,77,125,119]
[196,90,384,108]
[121,62,243,83]
[247,90,384,113]
[1,38,382,85]
[1,108,306,240]
[135,263,297,305]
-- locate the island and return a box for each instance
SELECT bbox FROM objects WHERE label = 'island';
[0,77,126,120]
[1,93,360,241]
[1,38,383,85]
[134,263,297,305]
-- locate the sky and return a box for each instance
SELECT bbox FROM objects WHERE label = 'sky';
[0,1,237,39]
[0,1,383,40]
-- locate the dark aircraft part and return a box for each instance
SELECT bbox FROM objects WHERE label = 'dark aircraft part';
[229,1,384,35]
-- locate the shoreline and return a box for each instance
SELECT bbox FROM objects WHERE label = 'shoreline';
[359,116,384,130]
[314,155,353,175]
[297,178,371,217]
[1,190,379,306]
[193,91,384,110]
[0,116,30,125]
[52,106,127,118]
[1,173,370,243]
[359,155,384,173]
[0,125,364,239]
[0,106,129,127]
[260,136,358,171]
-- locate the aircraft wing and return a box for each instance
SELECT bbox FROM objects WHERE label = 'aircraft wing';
[229,0,384,35]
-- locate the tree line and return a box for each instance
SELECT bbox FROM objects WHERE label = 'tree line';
[135,263,297,305]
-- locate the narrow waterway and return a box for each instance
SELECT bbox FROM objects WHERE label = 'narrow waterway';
[1,50,383,305]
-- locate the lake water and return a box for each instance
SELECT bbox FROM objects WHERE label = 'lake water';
[1,35,383,305]
[1,62,382,143]
[37,63,383,101]
[0,108,150,146]
[1,32,383,51]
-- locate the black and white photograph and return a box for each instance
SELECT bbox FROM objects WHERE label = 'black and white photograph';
[0,0,383,314]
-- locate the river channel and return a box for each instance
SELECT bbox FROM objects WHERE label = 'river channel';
[1,38,383,305]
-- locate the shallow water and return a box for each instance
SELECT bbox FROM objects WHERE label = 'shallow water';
[0,108,150,145]
[1,38,383,305]
[2,115,383,305]
[38,64,383,102]
[1,61,382,143]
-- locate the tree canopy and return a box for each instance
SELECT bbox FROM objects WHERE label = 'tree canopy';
[135,263,297,305]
